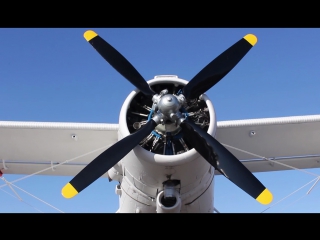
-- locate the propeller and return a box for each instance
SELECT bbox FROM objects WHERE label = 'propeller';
[62,119,157,198]
[182,34,257,99]
[61,30,273,205]
[180,119,272,204]
[83,30,155,97]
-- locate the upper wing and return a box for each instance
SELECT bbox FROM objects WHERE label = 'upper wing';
[216,115,320,173]
[0,121,118,177]
[1,114,320,177]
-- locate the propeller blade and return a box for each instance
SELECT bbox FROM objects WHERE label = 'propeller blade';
[180,119,272,205]
[182,34,257,99]
[83,30,155,97]
[61,119,157,199]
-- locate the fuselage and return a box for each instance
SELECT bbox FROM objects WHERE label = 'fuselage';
[107,75,217,213]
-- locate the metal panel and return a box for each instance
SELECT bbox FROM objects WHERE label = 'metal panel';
[0,121,118,176]
[215,115,320,172]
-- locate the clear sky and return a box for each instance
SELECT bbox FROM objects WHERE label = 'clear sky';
[1,28,320,213]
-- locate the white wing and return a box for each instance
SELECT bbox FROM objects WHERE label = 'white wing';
[216,114,320,173]
[0,121,118,176]
[1,114,320,176]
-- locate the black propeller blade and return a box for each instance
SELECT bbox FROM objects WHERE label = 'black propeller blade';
[180,118,272,205]
[83,30,155,97]
[61,119,157,198]
[62,31,272,205]
[182,34,257,100]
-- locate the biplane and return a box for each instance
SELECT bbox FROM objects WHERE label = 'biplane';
[1,28,320,213]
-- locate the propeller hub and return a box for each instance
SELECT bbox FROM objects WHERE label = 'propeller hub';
[158,94,180,116]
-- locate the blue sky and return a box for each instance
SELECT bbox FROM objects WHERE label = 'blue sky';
[1,28,320,213]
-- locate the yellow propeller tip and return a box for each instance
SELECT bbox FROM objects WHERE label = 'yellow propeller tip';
[244,34,257,46]
[256,188,273,205]
[61,183,78,199]
[84,30,98,42]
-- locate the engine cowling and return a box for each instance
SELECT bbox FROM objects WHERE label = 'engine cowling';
[111,75,216,213]
[120,75,217,163]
